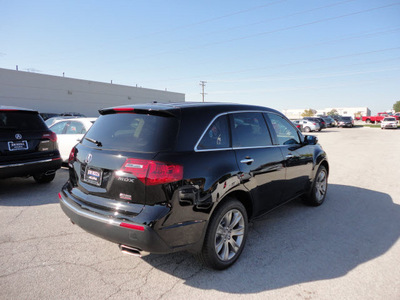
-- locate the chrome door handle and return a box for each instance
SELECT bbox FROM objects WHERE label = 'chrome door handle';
[240,158,254,164]
[286,154,295,159]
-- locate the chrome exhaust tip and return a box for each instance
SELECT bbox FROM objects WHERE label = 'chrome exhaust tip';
[45,170,56,175]
[119,244,143,257]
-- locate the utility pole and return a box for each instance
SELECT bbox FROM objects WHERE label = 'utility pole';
[199,81,207,102]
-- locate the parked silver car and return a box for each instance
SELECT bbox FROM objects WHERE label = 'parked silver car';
[381,117,398,129]
[293,119,320,132]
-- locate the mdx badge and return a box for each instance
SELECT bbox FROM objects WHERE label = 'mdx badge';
[85,153,93,164]
[117,177,135,183]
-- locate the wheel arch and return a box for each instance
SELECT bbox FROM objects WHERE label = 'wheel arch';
[214,189,254,220]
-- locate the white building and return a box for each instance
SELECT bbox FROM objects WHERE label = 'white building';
[282,107,371,120]
[0,68,185,117]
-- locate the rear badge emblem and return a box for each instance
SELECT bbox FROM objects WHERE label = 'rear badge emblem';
[15,133,22,140]
[85,153,93,164]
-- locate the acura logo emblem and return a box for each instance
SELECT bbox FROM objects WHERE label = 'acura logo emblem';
[15,133,22,140]
[85,153,93,164]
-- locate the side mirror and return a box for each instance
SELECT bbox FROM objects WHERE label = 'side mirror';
[304,135,318,145]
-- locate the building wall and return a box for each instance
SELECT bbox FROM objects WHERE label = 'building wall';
[282,107,371,120]
[0,68,185,117]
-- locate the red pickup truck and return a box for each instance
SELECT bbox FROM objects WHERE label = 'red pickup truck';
[362,112,393,123]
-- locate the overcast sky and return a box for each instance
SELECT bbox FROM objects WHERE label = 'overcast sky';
[1,0,399,114]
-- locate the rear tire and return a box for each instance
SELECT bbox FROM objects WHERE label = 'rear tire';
[197,198,248,270]
[33,172,56,183]
[304,165,328,206]
[304,126,311,132]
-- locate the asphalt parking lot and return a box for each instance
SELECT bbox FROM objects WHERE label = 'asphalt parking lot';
[1,126,399,299]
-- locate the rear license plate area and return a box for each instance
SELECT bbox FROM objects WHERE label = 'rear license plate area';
[83,166,103,186]
[8,140,28,151]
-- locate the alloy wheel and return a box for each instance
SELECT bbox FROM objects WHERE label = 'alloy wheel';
[214,209,245,261]
[315,169,327,201]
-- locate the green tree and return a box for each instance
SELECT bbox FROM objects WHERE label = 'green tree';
[393,101,400,112]
[327,109,338,116]
[301,109,316,117]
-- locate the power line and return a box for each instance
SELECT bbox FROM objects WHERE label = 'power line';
[110,1,399,68]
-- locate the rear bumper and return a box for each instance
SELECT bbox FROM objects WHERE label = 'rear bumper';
[0,156,62,178]
[59,189,206,254]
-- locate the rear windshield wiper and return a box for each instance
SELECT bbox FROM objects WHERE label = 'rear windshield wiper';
[85,137,102,147]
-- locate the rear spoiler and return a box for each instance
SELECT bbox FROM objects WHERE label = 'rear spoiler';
[99,106,179,118]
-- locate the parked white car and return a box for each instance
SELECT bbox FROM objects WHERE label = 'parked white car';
[293,119,320,132]
[381,117,398,129]
[49,117,97,162]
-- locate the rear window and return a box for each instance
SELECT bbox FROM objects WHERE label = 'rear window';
[82,113,179,152]
[0,111,47,131]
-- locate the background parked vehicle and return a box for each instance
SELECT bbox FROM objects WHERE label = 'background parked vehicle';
[40,112,61,121]
[362,112,391,124]
[292,121,303,132]
[381,117,398,129]
[303,117,325,130]
[45,116,87,127]
[59,102,329,270]
[0,106,62,183]
[293,119,320,132]
[338,116,354,128]
[49,117,96,162]
[318,116,335,127]
[60,112,86,117]
[41,112,87,121]
[330,115,342,126]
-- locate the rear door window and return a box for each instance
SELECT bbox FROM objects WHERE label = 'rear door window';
[82,113,179,152]
[230,112,272,148]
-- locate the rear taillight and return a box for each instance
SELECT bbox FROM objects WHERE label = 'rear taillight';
[120,158,183,186]
[68,147,76,166]
[42,131,57,142]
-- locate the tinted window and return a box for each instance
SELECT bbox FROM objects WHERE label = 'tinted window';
[198,115,230,150]
[231,112,272,147]
[0,111,47,131]
[82,113,179,152]
[267,113,300,145]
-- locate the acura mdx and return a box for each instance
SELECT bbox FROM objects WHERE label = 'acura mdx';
[59,102,329,269]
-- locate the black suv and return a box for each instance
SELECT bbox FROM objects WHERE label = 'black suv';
[59,102,329,269]
[0,106,62,183]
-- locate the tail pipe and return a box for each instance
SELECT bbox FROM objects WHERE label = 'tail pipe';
[119,244,143,257]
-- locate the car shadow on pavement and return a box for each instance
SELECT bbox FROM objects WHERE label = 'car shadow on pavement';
[142,184,400,293]
[0,169,68,206]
